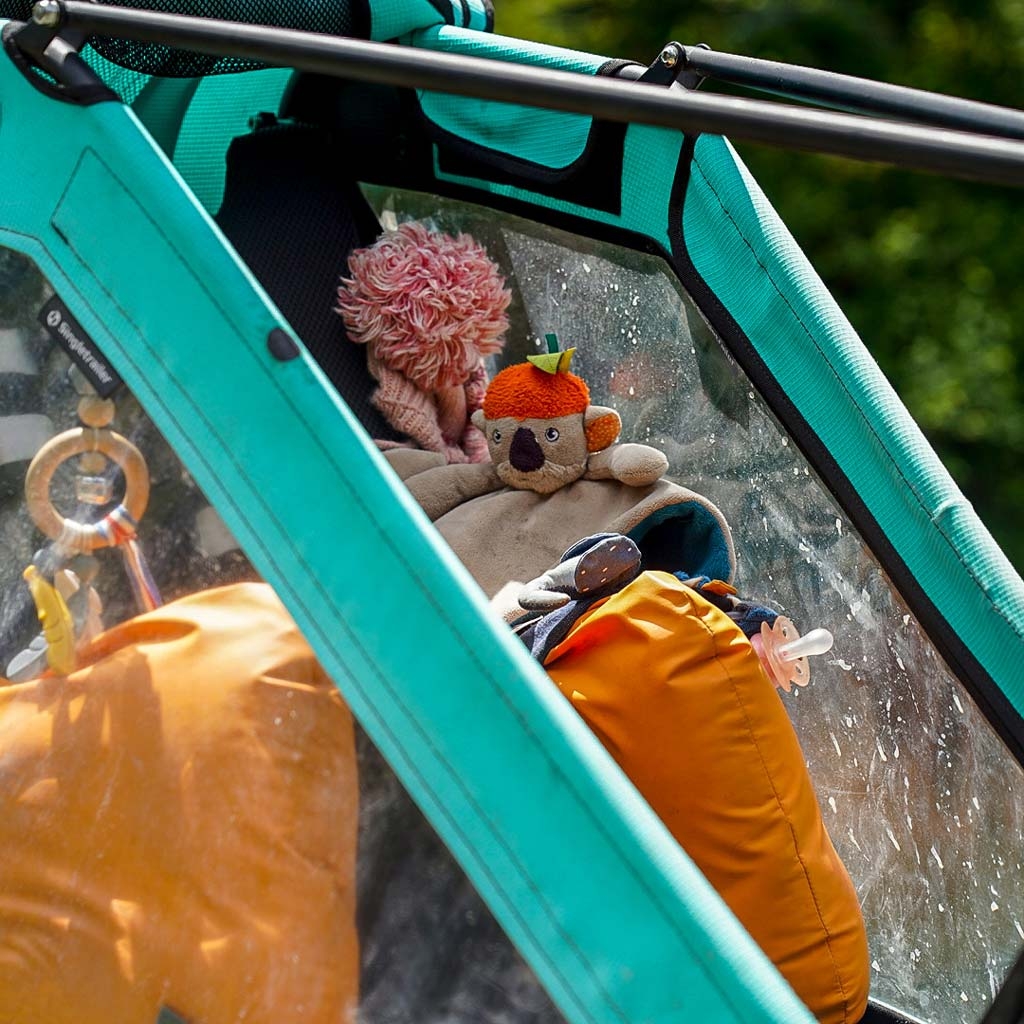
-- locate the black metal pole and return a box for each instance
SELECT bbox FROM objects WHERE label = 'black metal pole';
[43,1,1024,187]
[678,44,1024,140]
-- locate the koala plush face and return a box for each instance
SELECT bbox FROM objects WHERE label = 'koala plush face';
[474,411,589,493]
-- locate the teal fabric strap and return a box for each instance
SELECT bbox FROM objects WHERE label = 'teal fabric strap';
[169,67,293,212]
[414,26,606,170]
[411,27,683,245]
[463,0,492,32]
[369,0,447,40]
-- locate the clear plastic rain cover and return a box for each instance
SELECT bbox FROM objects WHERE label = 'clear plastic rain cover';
[360,189,1024,1024]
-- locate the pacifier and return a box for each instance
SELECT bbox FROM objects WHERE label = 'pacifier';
[752,616,834,692]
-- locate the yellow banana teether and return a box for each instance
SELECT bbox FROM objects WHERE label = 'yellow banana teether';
[23,565,76,675]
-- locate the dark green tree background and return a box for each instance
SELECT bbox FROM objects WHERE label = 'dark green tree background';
[497,0,1024,573]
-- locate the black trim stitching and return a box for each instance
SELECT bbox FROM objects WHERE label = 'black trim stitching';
[365,144,674,257]
[418,78,627,215]
[420,0,456,26]
[668,138,1024,765]
[350,0,372,39]
[431,119,626,215]
[479,0,494,33]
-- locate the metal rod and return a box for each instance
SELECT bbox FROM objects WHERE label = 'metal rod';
[49,1,1024,187]
[679,44,1024,140]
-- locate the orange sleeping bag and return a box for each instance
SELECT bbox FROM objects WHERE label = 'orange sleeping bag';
[0,582,359,1024]
[543,571,870,1024]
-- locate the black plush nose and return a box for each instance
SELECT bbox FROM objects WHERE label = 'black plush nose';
[509,427,545,472]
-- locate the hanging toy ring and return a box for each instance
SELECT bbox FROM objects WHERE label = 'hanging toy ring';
[24,427,150,553]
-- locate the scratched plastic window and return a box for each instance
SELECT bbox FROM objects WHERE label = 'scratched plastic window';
[364,188,1024,1024]
[0,246,565,1024]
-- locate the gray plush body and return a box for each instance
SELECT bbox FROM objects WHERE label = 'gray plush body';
[385,450,736,609]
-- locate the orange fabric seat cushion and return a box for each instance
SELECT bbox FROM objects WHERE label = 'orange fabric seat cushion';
[544,571,870,1024]
[0,582,359,1024]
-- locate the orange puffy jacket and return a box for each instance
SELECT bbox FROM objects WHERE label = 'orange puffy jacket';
[0,583,359,1024]
[543,571,870,1024]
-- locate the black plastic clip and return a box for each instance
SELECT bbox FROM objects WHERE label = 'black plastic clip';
[4,0,116,105]
[639,41,710,91]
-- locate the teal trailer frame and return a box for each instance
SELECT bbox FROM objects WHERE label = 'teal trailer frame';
[0,32,818,1024]
[3,6,1024,1020]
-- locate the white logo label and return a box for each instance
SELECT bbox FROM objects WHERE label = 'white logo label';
[46,309,61,328]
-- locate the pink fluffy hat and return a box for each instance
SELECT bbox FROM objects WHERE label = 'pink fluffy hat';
[336,221,511,464]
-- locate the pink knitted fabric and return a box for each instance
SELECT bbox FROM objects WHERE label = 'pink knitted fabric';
[336,222,510,462]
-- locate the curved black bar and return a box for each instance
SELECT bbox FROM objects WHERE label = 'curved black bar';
[33,0,1024,187]
[3,18,118,104]
[678,43,1024,140]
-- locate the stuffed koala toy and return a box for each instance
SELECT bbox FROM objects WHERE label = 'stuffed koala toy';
[471,349,668,494]
[391,347,670,522]
[383,344,737,605]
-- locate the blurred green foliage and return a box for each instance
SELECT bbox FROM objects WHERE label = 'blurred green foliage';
[495,0,1024,572]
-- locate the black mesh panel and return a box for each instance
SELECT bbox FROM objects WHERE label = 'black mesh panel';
[0,0,369,77]
[0,0,31,21]
[215,119,399,442]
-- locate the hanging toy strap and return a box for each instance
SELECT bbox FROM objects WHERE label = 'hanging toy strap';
[97,505,162,613]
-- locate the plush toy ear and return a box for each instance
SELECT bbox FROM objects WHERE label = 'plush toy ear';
[471,409,487,432]
[584,405,621,453]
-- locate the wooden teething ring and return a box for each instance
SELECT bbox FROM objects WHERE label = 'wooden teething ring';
[24,427,150,553]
